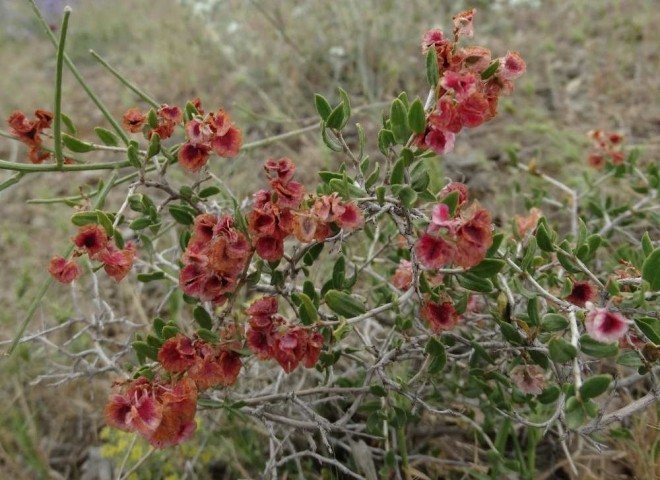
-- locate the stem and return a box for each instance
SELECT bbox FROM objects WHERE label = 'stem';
[0,158,131,173]
[396,426,411,480]
[26,0,130,145]
[53,7,71,167]
[7,170,119,354]
[89,50,160,109]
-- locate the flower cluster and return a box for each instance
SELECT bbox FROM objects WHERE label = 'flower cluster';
[7,109,53,163]
[104,376,198,449]
[247,158,363,262]
[415,183,493,270]
[48,224,137,284]
[418,8,526,155]
[246,296,324,373]
[158,332,242,390]
[587,129,625,169]
[179,214,252,305]
[122,104,183,140]
[178,105,243,172]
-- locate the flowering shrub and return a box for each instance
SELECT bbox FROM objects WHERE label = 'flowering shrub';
[2,4,659,479]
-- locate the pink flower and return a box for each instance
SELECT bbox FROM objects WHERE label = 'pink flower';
[584,303,631,343]
[264,158,297,183]
[452,8,476,38]
[420,299,459,332]
[391,260,413,290]
[421,29,446,54]
[270,178,305,208]
[178,142,211,172]
[510,365,545,395]
[336,202,363,230]
[158,335,197,373]
[73,224,109,258]
[441,71,477,102]
[424,128,456,155]
[428,98,462,133]
[211,126,243,158]
[457,92,490,128]
[453,205,493,268]
[438,182,469,209]
[99,242,137,282]
[499,51,526,81]
[185,119,213,145]
[48,256,80,283]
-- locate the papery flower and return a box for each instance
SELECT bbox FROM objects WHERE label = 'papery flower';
[302,331,324,369]
[588,153,605,169]
[452,8,475,38]
[185,119,213,145]
[565,281,597,308]
[264,158,297,183]
[270,178,305,209]
[8,110,40,144]
[453,205,492,268]
[457,92,490,128]
[510,364,545,395]
[292,212,320,243]
[424,128,456,155]
[104,378,163,438]
[391,260,413,290]
[584,302,631,343]
[99,242,137,282]
[177,143,211,172]
[273,328,308,373]
[73,224,109,258]
[192,213,218,243]
[415,232,454,269]
[441,71,477,102]
[514,207,542,237]
[421,28,446,54]
[188,345,242,390]
[457,46,492,73]
[148,377,198,449]
[499,51,526,81]
[122,108,146,133]
[336,202,363,230]
[158,335,197,373]
[48,256,81,283]
[248,296,279,319]
[438,182,469,209]
[255,235,284,262]
[211,126,242,157]
[206,109,232,136]
[428,98,462,133]
[420,298,459,332]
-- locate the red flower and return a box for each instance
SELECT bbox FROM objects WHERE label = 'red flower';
[99,242,137,282]
[499,51,526,81]
[453,205,492,268]
[421,29,446,54]
[415,232,454,269]
[420,299,459,332]
[270,178,305,209]
[248,296,279,318]
[184,119,213,145]
[122,108,146,133]
[441,71,477,101]
[188,346,242,390]
[192,213,218,243]
[104,379,163,438]
[438,182,469,209]
[211,126,242,158]
[148,377,198,449]
[255,235,284,262]
[48,256,81,283]
[73,224,109,258]
[457,46,492,73]
[158,335,197,373]
[264,158,297,183]
[336,202,363,230]
[303,331,324,369]
[428,98,462,133]
[514,207,542,237]
[391,260,413,291]
[565,281,597,308]
[273,328,307,373]
[424,128,456,155]
[457,92,490,128]
[584,303,630,343]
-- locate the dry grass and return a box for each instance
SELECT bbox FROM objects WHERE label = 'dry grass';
[0,0,658,478]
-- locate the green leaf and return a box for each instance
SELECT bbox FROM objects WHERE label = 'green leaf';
[71,211,99,227]
[425,47,439,87]
[468,258,505,278]
[314,94,332,121]
[146,132,161,159]
[377,129,395,155]
[439,190,460,217]
[369,385,387,397]
[408,97,426,134]
[390,98,410,145]
[537,384,560,404]
[127,141,141,168]
[62,134,95,153]
[548,337,577,363]
[535,223,555,252]
[94,127,120,146]
[296,293,318,326]
[337,87,351,129]
[193,306,213,330]
[196,328,219,343]
[366,164,381,189]
[425,336,447,374]
[153,317,166,337]
[579,335,619,358]
[617,350,643,367]
[332,256,346,289]
[321,123,344,152]
[325,290,366,318]
[641,248,660,290]
[396,186,418,208]
[541,313,569,332]
[199,186,221,198]
[389,157,406,185]
[132,340,158,361]
[480,60,500,80]
[500,322,523,345]
[161,324,179,339]
[410,160,430,192]
[457,273,493,293]
[634,317,660,344]
[96,210,114,236]
[168,205,195,225]
[326,104,345,130]
[641,232,653,258]
[60,113,76,134]
[579,374,612,400]
[356,123,366,161]
[318,171,344,184]
[137,271,165,282]
[129,217,152,230]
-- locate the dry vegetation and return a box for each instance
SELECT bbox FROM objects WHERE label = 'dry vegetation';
[0,0,658,478]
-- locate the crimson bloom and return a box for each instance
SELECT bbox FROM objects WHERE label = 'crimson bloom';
[158,335,197,373]
[420,298,460,332]
[48,256,81,284]
[565,281,597,308]
[584,302,631,343]
[72,224,108,258]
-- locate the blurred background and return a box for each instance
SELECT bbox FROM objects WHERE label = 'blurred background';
[0,0,658,478]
